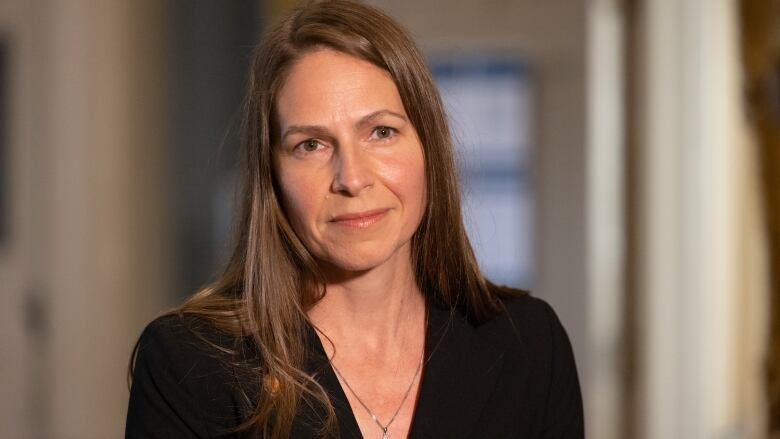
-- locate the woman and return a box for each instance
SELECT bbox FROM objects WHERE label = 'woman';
[126,1,584,438]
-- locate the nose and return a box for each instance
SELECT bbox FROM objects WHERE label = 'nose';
[331,144,374,196]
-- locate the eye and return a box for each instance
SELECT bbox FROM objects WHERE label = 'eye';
[371,126,397,140]
[296,139,323,153]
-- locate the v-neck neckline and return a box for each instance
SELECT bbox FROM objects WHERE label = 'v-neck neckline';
[303,302,434,439]
[299,298,507,439]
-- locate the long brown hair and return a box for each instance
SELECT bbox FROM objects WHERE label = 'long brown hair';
[133,0,519,437]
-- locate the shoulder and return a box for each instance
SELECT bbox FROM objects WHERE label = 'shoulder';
[482,291,577,373]
[127,314,259,438]
[133,314,250,390]
[496,291,569,344]
[475,288,566,341]
[481,290,585,437]
[133,313,243,368]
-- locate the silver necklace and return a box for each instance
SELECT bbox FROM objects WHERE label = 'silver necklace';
[330,350,424,439]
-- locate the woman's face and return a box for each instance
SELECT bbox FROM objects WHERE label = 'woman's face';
[273,48,427,274]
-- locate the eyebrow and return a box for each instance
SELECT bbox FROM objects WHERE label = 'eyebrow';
[280,109,409,142]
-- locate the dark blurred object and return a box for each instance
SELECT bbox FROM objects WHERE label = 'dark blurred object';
[168,0,258,298]
[740,0,780,433]
[23,285,47,339]
[0,41,7,246]
[770,59,780,124]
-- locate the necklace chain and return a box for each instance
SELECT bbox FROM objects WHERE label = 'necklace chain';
[330,349,424,439]
[319,309,428,439]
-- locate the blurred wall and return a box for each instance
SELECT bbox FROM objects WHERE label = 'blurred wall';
[0,1,46,437]
[740,0,780,432]
[629,0,769,437]
[0,1,172,437]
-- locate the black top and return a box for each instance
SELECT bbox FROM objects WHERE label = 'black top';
[126,293,584,438]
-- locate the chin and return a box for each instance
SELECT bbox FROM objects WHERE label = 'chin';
[317,243,408,276]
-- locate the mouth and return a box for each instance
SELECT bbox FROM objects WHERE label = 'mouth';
[329,208,390,229]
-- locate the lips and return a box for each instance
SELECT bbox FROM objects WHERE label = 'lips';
[329,208,389,228]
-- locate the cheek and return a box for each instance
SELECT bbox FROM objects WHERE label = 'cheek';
[275,164,323,232]
[384,149,427,216]
[410,166,427,219]
[405,163,427,212]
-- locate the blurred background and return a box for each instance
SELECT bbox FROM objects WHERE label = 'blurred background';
[0,0,777,437]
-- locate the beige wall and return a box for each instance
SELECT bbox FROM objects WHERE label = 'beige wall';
[0,1,171,437]
[0,0,47,437]
[631,0,767,437]
[48,2,172,437]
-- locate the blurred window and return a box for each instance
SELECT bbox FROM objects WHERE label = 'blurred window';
[432,57,534,288]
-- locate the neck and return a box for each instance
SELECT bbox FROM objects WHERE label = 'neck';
[307,250,426,353]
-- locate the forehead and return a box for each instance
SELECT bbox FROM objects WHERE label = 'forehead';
[275,49,407,128]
